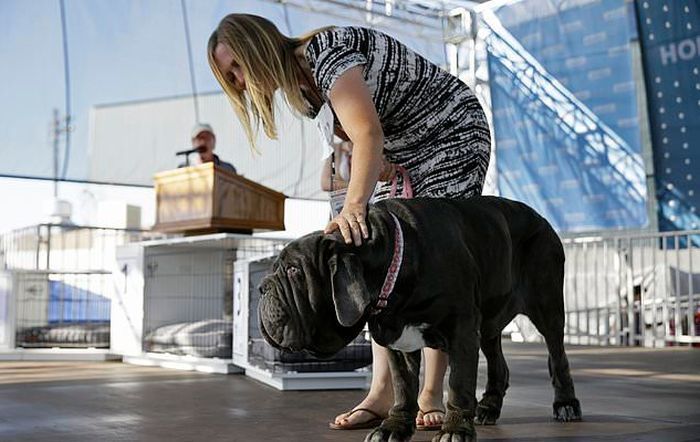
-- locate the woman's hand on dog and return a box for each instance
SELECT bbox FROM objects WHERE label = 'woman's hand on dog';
[325,202,368,246]
[324,158,395,245]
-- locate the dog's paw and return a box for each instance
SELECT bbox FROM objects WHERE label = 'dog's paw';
[475,405,499,426]
[431,429,476,442]
[432,414,476,442]
[364,423,414,442]
[553,398,582,422]
[475,394,503,425]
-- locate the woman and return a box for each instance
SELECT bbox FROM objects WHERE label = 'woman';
[208,14,491,431]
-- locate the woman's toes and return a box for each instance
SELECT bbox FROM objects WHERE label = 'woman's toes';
[334,413,349,424]
[426,411,444,426]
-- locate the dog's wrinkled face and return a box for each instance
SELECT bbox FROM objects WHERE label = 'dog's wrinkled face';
[258,232,371,358]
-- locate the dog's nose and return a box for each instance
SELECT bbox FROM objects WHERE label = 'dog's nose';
[258,280,273,296]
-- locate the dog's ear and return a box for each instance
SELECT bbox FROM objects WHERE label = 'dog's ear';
[329,252,371,327]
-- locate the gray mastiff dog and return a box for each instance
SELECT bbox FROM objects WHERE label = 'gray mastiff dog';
[259,196,582,442]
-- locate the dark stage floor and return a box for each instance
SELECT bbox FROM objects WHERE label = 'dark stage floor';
[1,341,698,442]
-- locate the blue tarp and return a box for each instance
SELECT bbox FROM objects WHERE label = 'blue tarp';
[48,280,110,323]
[489,0,648,232]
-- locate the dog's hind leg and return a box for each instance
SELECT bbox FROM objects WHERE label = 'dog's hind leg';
[475,333,509,425]
[531,314,582,422]
[522,229,582,422]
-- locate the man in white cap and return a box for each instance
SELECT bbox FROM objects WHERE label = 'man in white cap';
[190,123,237,173]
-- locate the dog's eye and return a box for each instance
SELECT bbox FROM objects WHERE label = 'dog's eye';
[286,266,301,279]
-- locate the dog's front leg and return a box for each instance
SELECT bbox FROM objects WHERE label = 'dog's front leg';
[364,349,421,442]
[433,320,480,442]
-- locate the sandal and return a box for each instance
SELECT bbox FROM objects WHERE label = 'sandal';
[329,408,386,430]
[416,408,445,431]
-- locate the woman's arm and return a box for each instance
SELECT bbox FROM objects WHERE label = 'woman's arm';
[323,66,384,246]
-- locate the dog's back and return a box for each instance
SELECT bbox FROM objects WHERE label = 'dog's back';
[455,196,557,246]
[456,197,566,340]
[378,195,556,246]
[378,195,565,339]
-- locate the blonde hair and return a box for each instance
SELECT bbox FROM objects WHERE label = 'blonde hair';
[208,14,331,149]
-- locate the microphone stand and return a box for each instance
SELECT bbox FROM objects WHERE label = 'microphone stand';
[175,147,200,166]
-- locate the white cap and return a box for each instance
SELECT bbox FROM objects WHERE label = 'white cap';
[191,123,215,139]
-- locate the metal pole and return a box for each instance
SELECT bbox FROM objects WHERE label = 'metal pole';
[468,10,477,87]
[675,236,682,343]
[59,0,72,179]
[46,226,52,271]
[627,238,635,346]
[688,235,695,340]
[52,109,60,198]
[662,235,670,344]
[601,240,609,345]
[583,242,589,344]
[180,0,200,123]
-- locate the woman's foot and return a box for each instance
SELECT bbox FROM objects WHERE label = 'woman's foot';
[331,396,392,430]
[416,391,446,430]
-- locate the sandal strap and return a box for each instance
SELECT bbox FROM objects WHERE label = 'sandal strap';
[420,408,446,416]
[347,408,386,420]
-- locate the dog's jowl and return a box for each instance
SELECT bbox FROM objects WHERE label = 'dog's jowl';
[258,196,583,442]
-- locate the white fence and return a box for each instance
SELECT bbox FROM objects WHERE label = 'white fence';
[514,230,699,348]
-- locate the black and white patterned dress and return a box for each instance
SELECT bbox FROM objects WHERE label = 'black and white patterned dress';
[305,26,491,201]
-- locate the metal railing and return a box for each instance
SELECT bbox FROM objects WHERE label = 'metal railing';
[561,230,699,347]
[1,223,164,272]
[511,230,699,348]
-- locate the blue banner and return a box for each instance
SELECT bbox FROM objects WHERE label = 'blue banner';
[488,0,648,232]
[636,0,700,232]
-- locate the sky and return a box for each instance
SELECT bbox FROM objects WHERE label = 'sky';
[0,0,445,232]
[2,0,298,180]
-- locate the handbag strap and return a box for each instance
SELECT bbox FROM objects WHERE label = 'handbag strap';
[389,165,413,199]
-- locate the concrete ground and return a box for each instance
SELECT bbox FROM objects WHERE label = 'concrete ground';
[0,341,698,442]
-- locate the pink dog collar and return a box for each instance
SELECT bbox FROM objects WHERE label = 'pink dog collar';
[371,213,404,314]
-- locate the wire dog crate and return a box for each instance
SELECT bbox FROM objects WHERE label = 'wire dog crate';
[0,224,156,360]
[112,234,289,374]
[233,255,371,390]
[1,271,111,350]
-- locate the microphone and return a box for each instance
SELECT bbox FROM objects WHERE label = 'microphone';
[175,147,201,156]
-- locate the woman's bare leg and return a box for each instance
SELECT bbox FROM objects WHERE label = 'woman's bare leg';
[417,348,448,427]
[333,340,394,426]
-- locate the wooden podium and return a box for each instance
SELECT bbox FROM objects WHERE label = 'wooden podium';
[153,163,285,234]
